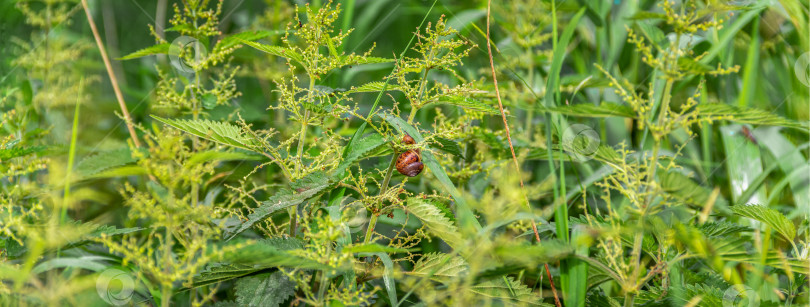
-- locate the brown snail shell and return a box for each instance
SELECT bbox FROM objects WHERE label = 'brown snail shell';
[396,134,423,177]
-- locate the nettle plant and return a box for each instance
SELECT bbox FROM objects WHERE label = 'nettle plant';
[132,2,572,305]
[539,1,810,306]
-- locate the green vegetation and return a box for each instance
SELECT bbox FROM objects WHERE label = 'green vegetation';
[1,0,808,306]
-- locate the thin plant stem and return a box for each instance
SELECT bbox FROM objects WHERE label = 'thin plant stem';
[364,155,397,244]
[485,1,560,306]
[61,81,82,225]
[81,0,142,148]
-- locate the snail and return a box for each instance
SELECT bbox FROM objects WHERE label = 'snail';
[396,134,424,177]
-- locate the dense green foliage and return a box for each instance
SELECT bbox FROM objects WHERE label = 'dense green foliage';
[1,0,809,306]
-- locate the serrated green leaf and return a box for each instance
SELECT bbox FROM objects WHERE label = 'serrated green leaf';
[535,102,636,118]
[345,81,401,94]
[406,198,462,249]
[659,170,728,212]
[84,165,147,179]
[431,96,498,114]
[214,30,273,53]
[407,252,468,282]
[234,271,296,307]
[32,256,112,274]
[191,263,259,288]
[152,116,261,152]
[227,172,334,239]
[119,43,170,60]
[699,104,808,132]
[75,147,138,177]
[698,221,752,238]
[341,243,413,254]
[0,144,47,161]
[429,137,463,158]
[469,277,552,306]
[335,133,387,174]
[223,238,326,269]
[238,39,304,64]
[732,204,796,242]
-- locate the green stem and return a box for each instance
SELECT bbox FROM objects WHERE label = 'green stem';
[317,246,331,302]
[289,207,297,237]
[623,291,635,307]
[296,110,310,176]
[61,90,82,225]
[364,214,379,244]
[410,45,435,124]
[364,156,397,244]
[297,74,316,176]
[524,50,535,138]
[162,222,173,307]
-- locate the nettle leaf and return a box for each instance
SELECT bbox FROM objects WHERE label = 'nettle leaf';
[698,104,809,132]
[662,284,725,306]
[119,43,171,60]
[214,30,273,53]
[83,165,148,179]
[63,224,144,250]
[234,271,296,307]
[0,144,47,160]
[342,243,412,254]
[493,241,573,267]
[345,81,402,94]
[429,137,463,158]
[431,96,498,114]
[191,263,259,288]
[407,252,468,283]
[4,223,144,259]
[534,102,635,118]
[238,39,304,64]
[698,221,752,238]
[75,147,138,177]
[227,172,334,239]
[732,204,796,242]
[223,238,326,269]
[405,198,462,249]
[659,170,728,212]
[635,20,667,47]
[152,116,260,152]
[335,133,387,174]
[469,277,551,306]
[32,256,113,274]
